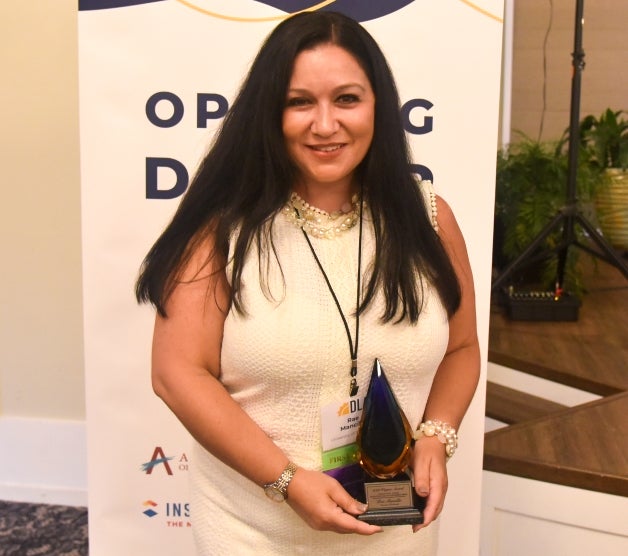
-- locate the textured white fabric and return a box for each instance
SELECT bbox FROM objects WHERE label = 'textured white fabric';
[190,182,448,555]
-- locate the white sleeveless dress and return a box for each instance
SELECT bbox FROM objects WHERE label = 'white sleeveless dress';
[190,182,449,555]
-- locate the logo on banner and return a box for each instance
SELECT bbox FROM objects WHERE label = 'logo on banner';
[141,446,189,475]
[141,499,192,528]
[79,0,415,22]
[79,1,502,22]
[142,500,159,517]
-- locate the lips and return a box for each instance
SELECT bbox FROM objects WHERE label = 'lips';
[308,144,345,153]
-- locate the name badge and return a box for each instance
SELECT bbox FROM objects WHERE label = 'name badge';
[320,397,364,471]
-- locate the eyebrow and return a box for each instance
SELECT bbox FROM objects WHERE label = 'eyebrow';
[286,83,368,95]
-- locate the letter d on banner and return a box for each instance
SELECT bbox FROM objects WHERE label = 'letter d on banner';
[146,157,188,199]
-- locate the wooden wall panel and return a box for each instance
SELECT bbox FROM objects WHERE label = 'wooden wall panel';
[510,0,628,143]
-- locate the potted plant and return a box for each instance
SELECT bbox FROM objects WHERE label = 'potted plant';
[493,134,600,293]
[579,109,628,250]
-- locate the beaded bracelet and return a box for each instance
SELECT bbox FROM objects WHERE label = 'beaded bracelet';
[413,420,458,459]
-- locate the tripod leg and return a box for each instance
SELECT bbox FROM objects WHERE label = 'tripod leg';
[574,213,628,279]
[492,211,566,291]
[555,213,577,291]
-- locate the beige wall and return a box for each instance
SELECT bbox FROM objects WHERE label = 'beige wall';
[0,1,84,420]
[510,0,628,143]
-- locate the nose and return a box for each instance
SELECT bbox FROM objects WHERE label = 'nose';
[310,104,339,137]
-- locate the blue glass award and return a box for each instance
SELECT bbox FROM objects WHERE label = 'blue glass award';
[355,359,425,525]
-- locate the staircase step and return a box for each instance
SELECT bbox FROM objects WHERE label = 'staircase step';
[483,391,628,497]
[485,381,568,424]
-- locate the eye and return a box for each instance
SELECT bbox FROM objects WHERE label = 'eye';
[336,94,360,105]
[285,96,311,108]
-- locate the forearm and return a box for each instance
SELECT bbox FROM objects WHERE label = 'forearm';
[154,364,380,534]
[154,366,290,488]
[422,343,480,429]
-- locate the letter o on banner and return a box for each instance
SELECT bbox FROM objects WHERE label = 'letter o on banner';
[146,92,184,128]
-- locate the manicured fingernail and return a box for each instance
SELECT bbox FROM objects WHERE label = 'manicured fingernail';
[357,502,368,512]
[418,490,429,496]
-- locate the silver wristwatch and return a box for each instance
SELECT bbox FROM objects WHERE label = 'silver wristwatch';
[263,462,298,502]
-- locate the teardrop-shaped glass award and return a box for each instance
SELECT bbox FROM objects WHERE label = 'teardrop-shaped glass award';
[354,359,424,526]
[357,359,413,479]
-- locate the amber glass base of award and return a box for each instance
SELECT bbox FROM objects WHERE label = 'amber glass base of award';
[355,359,425,526]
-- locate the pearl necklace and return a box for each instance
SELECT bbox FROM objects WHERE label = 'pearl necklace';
[282,192,361,239]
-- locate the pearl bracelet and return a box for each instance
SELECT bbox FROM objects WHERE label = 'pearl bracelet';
[413,420,458,459]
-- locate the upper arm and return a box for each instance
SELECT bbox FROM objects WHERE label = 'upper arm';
[151,236,231,392]
[435,196,478,356]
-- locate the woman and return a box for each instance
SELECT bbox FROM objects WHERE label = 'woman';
[136,10,480,555]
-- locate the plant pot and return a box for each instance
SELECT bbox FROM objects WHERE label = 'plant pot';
[595,168,628,250]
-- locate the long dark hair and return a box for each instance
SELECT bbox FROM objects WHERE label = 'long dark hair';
[135,11,461,321]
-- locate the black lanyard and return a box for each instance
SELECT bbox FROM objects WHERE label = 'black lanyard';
[296,192,364,397]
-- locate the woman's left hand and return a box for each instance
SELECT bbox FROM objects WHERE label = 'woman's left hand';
[410,436,448,533]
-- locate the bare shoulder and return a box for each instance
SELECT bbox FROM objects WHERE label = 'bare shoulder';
[176,230,227,283]
[434,195,463,242]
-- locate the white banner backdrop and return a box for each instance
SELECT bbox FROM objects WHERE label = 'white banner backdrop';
[79,1,503,554]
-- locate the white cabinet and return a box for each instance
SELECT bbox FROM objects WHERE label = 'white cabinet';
[481,471,628,555]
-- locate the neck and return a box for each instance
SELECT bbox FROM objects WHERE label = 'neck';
[293,182,358,213]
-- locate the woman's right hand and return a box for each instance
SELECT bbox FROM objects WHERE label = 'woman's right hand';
[285,468,382,535]
[287,467,382,535]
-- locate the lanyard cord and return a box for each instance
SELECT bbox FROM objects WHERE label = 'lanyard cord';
[296,192,365,397]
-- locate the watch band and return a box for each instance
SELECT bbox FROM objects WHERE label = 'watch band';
[263,462,298,502]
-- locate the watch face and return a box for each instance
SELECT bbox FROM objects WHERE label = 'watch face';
[265,486,286,502]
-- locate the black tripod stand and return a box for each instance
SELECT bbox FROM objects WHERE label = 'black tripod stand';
[492,0,628,294]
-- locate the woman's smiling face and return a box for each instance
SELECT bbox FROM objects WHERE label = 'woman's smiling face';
[282,43,375,195]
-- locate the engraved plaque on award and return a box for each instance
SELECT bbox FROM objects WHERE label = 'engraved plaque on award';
[355,359,425,526]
